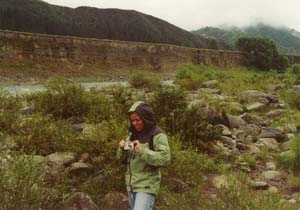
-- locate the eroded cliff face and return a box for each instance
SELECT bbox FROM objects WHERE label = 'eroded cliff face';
[0,30,249,71]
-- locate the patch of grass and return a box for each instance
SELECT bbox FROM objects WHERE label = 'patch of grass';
[202,173,299,210]
[14,114,76,155]
[0,90,22,133]
[278,135,300,173]
[0,153,64,210]
[241,153,256,168]
[128,72,161,91]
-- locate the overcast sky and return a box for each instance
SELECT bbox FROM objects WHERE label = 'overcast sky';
[44,0,300,31]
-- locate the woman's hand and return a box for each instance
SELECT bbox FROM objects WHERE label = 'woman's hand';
[119,140,125,150]
[132,140,142,154]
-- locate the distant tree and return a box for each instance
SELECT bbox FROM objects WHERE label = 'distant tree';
[236,36,289,71]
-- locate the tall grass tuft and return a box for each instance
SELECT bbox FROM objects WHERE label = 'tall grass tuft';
[0,153,64,210]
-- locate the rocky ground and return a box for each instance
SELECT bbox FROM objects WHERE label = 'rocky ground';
[1,69,300,209]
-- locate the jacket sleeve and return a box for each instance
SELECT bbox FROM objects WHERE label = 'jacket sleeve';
[140,133,171,167]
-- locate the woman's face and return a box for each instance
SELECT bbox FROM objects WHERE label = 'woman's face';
[130,112,144,132]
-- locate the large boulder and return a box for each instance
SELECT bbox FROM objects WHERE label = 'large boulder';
[257,128,286,143]
[68,162,94,175]
[240,113,269,126]
[46,152,76,166]
[227,114,247,129]
[258,138,279,151]
[240,90,279,105]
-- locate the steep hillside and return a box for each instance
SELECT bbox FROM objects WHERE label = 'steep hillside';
[193,23,300,55]
[0,0,230,50]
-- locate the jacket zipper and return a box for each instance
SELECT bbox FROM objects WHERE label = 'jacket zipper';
[129,152,133,192]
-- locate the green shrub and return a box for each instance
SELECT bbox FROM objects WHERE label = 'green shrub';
[14,114,76,155]
[278,135,300,173]
[0,153,63,210]
[150,86,187,133]
[165,136,222,183]
[28,78,90,121]
[0,90,22,133]
[292,64,300,74]
[176,65,207,90]
[179,105,222,150]
[202,174,298,210]
[129,73,161,91]
[85,88,113,124]
[286,92,300,110]
[107,85,134,120]
[236,36,288,71]
[74,119,127,169]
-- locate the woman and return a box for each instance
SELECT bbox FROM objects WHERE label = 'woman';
[117,101,171,210]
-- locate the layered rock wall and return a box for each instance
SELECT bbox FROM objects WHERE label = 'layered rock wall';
[0,30,247,70]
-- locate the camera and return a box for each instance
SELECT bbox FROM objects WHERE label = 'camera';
[124,141,134,150]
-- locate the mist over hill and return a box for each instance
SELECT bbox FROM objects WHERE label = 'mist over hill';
[192,23,300,55]
[0,0,230,50]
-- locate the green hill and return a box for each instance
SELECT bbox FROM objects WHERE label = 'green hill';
[192,23,300,55]
[0,0,230,50]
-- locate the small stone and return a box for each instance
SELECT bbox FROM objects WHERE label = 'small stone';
[288,199,297,204]
[246,102,266,112]
[212,175,228,189]
[262,170,282,181]
[251,180,269,190]
[268,186,279,193]
[266,162,276,170]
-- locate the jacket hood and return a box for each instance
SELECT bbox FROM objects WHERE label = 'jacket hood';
[128,101,161,143]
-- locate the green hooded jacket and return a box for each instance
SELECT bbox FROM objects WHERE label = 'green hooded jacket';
[117,101,171,195]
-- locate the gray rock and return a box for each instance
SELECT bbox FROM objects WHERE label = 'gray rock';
[212,175,228,189]
[247,145,260,155]
[225,102,244,114]
[46,152,76,166]
[227,115,247,129]
[262,170,283,181]
[268,186,279,193]
[241,90,278,104]
[238,124,261,139]
[251,180,269,190]
[71,123,87,132]
[244,135,254,144]
[221,136,235,146]
[291,85,300,94]
[280,150,295,159]
[202,80,218,88]
[258,127,286,143]
[64,192,99,210]
[288,199,297,204]
[246,102,267,112]
[281,140,293,151]
[198,88,221,95]
[258,138,279,151]
[68,162,94,175]
[0,136,17,151]
[216,124,232,136]
[20,106,35,115]
[266,162,277,170]
[268,83,285,91]
[240,113,269,126]
[236,142,249,151]
[266,109,284,119]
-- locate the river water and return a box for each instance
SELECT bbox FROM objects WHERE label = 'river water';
[1,80,173,95]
